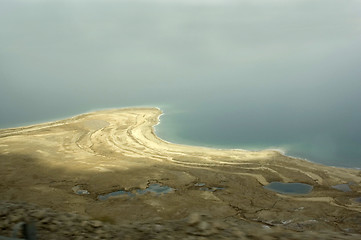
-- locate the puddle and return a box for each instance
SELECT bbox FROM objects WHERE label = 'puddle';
[194,183,206,187]
[136,183,174,195]
[264,182,313,195]
[199,187,224,192]
[194,183,224,192]
[98,190,135,200]
[98,184,174,200]
[72,185,90,195]
[331,183,352,192]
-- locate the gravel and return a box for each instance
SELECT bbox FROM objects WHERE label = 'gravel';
[0,201,360,240]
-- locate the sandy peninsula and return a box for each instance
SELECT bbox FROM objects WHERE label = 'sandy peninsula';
[0,107,360,235]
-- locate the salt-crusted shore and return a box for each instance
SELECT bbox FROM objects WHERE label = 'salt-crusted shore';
[0,107,360,237]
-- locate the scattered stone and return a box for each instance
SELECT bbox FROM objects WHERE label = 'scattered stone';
[212,220,227,230]
[72,185,90,195]
[80,220,89,227]
[197,221,210,231]
[232,229,246,238]
[95,228,105,234]
[187,213,201,226]
[154,224,164,232]
[1,201,361,240]
[90,220,103,228]
[31,210,48,219]
[9,214,22,223]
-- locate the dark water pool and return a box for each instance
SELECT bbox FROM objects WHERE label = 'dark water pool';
[136,184,174,195]
[264,182,313,195]
[199,187,224,192]
[97,184,174,200]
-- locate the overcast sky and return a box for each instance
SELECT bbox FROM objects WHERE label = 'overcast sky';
[1,0,361,136]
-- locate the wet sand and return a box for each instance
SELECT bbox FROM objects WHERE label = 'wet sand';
[0,107,360,233]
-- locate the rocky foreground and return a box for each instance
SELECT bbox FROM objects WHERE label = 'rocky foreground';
[1,201,360,240]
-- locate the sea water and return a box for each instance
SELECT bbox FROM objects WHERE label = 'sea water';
[0,0,360,168]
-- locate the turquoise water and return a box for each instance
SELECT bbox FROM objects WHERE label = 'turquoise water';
[0,0,361,168]
[155,106,361,168]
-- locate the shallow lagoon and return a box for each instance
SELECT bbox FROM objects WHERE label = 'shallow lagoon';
[264,182,313,195]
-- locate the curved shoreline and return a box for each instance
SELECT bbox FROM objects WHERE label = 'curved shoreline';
[0,107,360,231]
[1,106,357,169]
[152,108,359,169]
[1,107,360,176]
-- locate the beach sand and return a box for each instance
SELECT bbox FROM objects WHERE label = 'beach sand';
[0,107,360,234]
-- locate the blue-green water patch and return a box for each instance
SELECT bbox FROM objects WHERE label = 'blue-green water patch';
[193,183,224,191]
[97,184,174,200]
[331,184,352,192]
[199,187,224,192]
[136,184,174,195]
[98,190,135,200]
[264,182,313,195]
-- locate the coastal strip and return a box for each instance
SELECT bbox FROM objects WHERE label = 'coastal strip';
[0,107,360,231]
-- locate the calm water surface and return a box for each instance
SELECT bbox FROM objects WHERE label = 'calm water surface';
[1,0,361,168]
[264,182,313,195]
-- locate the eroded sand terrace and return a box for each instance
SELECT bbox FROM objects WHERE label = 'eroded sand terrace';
[0,108,360,233]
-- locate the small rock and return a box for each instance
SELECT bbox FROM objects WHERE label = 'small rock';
[197,221,210,231]
[212,220,227,230]
[9,214,22,222]
[15,209,26,216]
[187,213,201,226]
[95,228,105,234]
[32,210,48,219]
[81,220,89,227]
[197,237,207,240]
[40,217,51,224]
[0,208,9,216]
[260,236,274,240]
[262,225,271,230]
[3,219,10,226]
[103,232,113,238]
[48,224,58,231]
[137,225,149,232]
[232,229,245,238]
[91,220,103,228]
[154,224,164,232]
[52,220,62,226]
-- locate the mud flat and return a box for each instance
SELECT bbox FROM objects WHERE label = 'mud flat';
[0,108,360,235]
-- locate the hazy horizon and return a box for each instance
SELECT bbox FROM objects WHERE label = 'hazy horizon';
[1,0,361,168]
